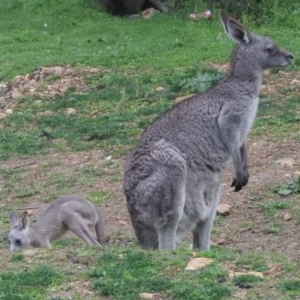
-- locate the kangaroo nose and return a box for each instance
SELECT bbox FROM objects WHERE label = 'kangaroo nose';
[289,53,294,60]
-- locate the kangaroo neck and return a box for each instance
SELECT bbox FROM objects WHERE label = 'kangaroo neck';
[227,54,263,96]
[28,225,42,247]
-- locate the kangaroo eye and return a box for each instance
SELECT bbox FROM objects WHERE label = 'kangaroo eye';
[15,239,21,245]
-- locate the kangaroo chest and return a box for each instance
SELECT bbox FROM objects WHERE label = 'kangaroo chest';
[240,96,259,145]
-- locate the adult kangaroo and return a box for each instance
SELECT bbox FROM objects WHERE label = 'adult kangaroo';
[123,11,293,251]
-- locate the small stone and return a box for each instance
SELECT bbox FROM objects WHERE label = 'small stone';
[105,155,112,160]
[291,79,300,86]
[26,210,33,216]
[155,86,164,92]
[54,66,63,76]
[0,113,7,120]
[283,173,291,178]
[283,212,292,221]
[217,203,231,215]
[294,171,300,176]
[66,108,76,114]
[5,109,13,114]
[275,158,295,169]
[185,257,213,270]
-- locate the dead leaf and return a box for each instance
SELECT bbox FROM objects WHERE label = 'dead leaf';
[265,264,281,275]
[217,203,231,215]
[174,94,196,103]
[185,257,213,270]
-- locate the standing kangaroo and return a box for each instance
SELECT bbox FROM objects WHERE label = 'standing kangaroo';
[123,11,293,251]
[8,195,106,251]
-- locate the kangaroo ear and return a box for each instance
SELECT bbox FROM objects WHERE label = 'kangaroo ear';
[9,211,21,229]
[20,211,30,230]
[220,10,251,44]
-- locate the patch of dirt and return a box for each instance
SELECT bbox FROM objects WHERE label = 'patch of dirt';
[0,65,100,111]
[216,138,300,260]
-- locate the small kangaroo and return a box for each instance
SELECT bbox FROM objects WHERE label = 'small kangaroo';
[8,195,106,251]
[123,11,293,251]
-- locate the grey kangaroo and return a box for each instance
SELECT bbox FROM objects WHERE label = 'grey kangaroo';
[8,195,106,251]
[123,11,293,251]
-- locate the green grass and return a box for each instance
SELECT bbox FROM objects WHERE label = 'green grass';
[0,265,63,300]
[89,247,233,300]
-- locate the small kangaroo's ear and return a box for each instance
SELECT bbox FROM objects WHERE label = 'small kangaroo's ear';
[20,211,30,230]
[220,10,252,44]
[9,211,20,229]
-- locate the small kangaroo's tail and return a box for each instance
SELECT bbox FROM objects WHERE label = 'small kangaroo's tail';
[95,208,106,247]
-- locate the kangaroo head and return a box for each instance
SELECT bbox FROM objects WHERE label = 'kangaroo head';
[8,211,30,251]
[220,11,293,70]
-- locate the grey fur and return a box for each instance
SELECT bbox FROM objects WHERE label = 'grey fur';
[8,195,106,251]
[123,11,293,251]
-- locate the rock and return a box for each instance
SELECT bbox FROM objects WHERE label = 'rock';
[185,257,213,270]
[26,210,33,216]
[66,108,76,114]
[294,171,300,176]
[5,109,13,114]
[0,83,9,96]
[175,94,196,103]
[275,158,295,169]
[217,203,231,215]
[291,79,300,86]
[283,212,292,221]
[54,66,63,76]
[283,173,291,178]
[155,86,164,92]
[105,155,112,160]
[0,113,7,120]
